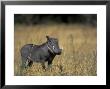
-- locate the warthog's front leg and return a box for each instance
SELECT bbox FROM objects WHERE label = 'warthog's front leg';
[41,62,46,70]
[47,59,53,69]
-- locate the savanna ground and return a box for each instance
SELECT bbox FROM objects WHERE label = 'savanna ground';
[14,24,97,76]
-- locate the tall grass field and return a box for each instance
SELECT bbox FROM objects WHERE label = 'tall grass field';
[14,24,97,76]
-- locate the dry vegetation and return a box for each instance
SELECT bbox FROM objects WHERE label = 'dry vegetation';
[14,24,97,76]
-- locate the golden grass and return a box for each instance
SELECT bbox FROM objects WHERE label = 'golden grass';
[14,24,97,76]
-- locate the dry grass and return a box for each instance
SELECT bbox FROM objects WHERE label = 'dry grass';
[14,24,97,76]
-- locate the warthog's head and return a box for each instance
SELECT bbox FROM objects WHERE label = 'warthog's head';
[46,36,62,55]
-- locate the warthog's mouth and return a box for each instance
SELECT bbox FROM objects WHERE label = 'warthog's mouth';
[56,52,61,55]
[56,49,62,55]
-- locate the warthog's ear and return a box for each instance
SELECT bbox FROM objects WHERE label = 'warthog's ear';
[46,36,50,40]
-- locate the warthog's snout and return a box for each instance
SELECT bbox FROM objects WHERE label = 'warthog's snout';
[57,49,62,55]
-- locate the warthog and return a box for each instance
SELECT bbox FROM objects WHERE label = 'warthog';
[20,36,62,69]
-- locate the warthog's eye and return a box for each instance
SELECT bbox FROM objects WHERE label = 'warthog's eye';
[53,46,55,49]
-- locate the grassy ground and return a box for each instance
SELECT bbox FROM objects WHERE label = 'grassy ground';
[14,24,97,76]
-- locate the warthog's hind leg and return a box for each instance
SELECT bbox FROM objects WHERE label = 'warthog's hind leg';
[21,57,29,69]
[28,61,33,67]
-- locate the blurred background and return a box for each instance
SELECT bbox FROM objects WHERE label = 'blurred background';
[14,14,97,76]
[14,14,97,26]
